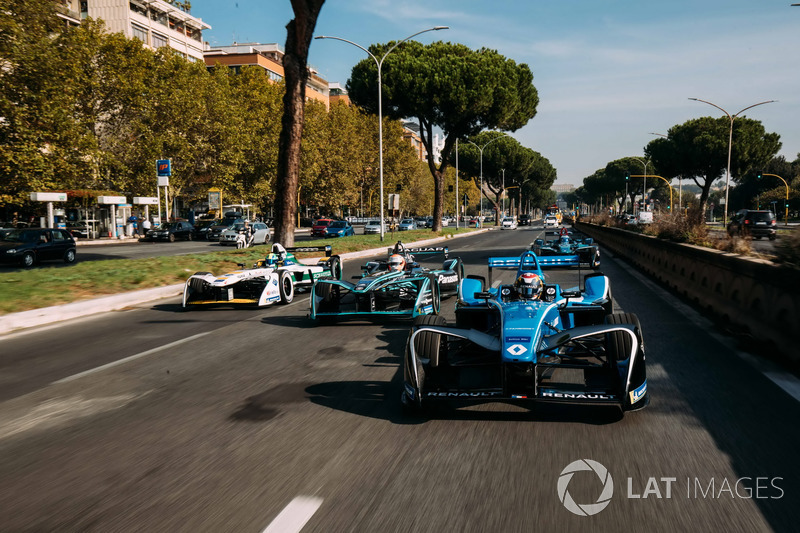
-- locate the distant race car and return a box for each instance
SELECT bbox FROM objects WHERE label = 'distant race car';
[182,244,342,309]
[531,227,600,269]
[310,241,463,322]
[401,249,648,415]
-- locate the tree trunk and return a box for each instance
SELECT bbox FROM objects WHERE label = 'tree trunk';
[273,0,325,247]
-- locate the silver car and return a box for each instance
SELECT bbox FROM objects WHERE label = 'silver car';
[398,218,415,231]
[219,222,271,246]
[363,220,382,235]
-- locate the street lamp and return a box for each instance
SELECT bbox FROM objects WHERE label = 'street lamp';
[465,133,507,225]
[316,26,449,240]
[648,132,681,212]
[632,157,648,214]
[689,97,776,226]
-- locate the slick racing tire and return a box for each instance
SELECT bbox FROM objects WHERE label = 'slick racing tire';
[278,270,294,304]
[329,256,342,280]
[413,315,447,368]
[604,312,642,363]
[427,275,441,315]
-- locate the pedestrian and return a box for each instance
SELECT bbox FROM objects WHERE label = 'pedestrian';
[142,217,151,234]
[243,220,254,248]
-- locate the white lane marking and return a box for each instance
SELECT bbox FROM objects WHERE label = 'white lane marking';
[262,496,323,533]
[604,247,800,404]
[54,331,212,384]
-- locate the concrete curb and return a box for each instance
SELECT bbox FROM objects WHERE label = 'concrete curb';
[0,228,491,335]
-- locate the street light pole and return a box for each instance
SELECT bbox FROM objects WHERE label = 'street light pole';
[632,157,648,214]
[316,26,449,241]
[689,98,776,227]
[466,133,507,226]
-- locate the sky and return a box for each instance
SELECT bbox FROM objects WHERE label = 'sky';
[189,0,800,187]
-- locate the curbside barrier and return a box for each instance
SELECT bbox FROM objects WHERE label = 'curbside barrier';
[574,221,799,363]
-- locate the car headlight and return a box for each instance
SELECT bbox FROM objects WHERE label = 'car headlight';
[6,249,16,254]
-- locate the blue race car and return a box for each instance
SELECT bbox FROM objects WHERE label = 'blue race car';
[401,250,648,415]
[310,242,463,322]
[531,227,600,269]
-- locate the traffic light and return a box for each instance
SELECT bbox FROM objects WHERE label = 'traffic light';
[757,171,763,179]
[448,185,453,192]
[667,205,671,210]
[395,183,402,192]
[625,171,630,181]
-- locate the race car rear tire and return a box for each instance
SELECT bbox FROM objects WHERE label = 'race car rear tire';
[413,315,447,368]
[329,256,342,280]
[604,312,642,362]
[278,270,294,304]
[427,275,441,315]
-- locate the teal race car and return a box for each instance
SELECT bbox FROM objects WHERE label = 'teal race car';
[310,242,463,322]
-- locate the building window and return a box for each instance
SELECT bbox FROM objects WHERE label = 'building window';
[267,70,283,83]
[129,2,147,17]
[131,23,148,44]
[152,32,168,49]
[150,9,167,26]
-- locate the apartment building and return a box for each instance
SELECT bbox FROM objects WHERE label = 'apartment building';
[60,0,211,61]
[204,43,330,109]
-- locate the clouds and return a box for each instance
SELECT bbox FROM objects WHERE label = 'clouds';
[193,0,800,183]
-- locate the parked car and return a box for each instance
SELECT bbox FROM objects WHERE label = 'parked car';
[65,222,90,239]
[440,218,449,227]
[206,221,237,241]
[364,220,382,235]
[398,218,416,231]
[0,228,77,267]
[219,221,270,246]
[324,220,355,238]
[415,217,428,228]
[518,214,531,226]
[727,209,777,240]
[501,216,518,230]
[312,218,335,237]
[192,219,219,240]
[145,221,195,242]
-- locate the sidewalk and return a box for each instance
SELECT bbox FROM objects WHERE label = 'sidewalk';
[75,228,312,246]
[0,228,490,335]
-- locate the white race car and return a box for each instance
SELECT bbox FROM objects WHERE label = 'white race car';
[182,244,342,309]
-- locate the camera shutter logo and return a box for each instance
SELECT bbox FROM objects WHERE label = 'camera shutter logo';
[557,459,614,516]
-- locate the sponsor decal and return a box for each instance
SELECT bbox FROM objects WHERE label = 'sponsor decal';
[266,295,280,302]
[506,344,528,356]
[438,274,458,284]
[558,459,614,516]
[505,336,531,343]
[630,381,647,404]
[541,390,616,400]
[425,391,502,398]
[421,305,433,314]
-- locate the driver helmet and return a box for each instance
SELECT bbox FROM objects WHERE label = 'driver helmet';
[559,236,570,245]
[388,254,406,272]
[515,272,543,300]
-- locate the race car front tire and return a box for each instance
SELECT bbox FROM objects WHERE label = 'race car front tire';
[278,270,294,304]
[413,314,447,368]
[604,312,642,363]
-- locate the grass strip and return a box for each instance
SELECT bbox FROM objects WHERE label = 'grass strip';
[0,228,476,315]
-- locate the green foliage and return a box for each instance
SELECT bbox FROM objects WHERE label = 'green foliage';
[645,116,781,221]
[347,41,539,229]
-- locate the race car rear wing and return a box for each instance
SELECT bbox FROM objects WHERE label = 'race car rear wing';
[284,245,332,257]
[487,252,545,286]
[388,244,449,259]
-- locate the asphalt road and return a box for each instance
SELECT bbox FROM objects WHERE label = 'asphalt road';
[0,227,798,532]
